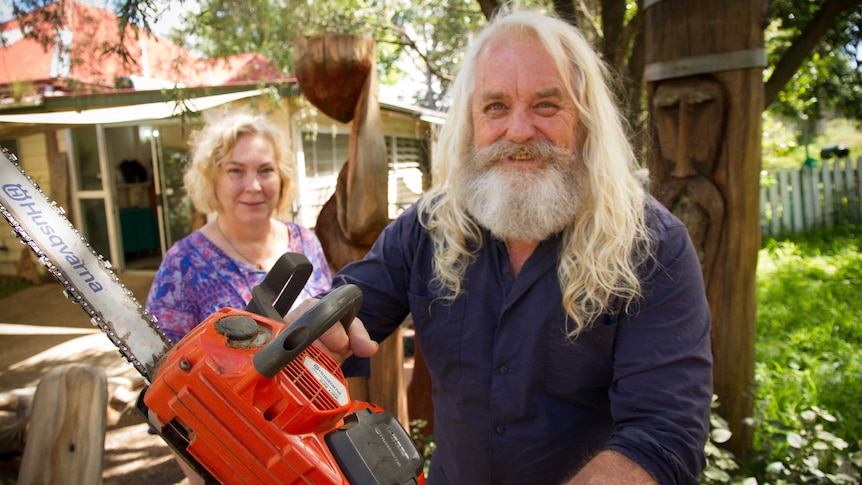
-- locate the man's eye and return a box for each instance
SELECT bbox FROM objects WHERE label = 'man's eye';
[535,102,558,115]
[484,102,508,117]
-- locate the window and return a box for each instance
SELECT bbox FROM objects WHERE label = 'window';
[302,131,349,178]
[299,132,430,226]
[386,136,427,218]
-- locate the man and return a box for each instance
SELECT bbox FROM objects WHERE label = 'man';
[314,9,713,484]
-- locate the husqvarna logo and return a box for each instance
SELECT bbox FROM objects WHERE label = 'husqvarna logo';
[2,182,103,293]
[2,183,29,201]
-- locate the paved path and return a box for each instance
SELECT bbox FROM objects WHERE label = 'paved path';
[0,271,156,394]
[0,271,186,484]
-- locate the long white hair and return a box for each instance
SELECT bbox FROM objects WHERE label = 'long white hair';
[418,9,653,337]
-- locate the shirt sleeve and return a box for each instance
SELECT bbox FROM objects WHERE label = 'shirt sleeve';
[328,207,422,377]
[605,216,714,484]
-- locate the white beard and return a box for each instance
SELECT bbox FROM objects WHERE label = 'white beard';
[456,140,588,242]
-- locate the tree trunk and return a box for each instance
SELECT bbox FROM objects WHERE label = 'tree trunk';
[644,0,768,458]
[17,364,107,485]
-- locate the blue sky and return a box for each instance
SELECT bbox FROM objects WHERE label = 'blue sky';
[1,1,14,23]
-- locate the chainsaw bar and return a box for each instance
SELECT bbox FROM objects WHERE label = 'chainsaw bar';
[0,149,171,381]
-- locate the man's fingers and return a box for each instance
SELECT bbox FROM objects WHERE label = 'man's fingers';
[283,297,378,364]
[314,317,378,364]
[347,320,379,358]
[283,298,317,326]
[319,320,352,356]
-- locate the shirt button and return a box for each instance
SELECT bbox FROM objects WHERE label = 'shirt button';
[498,365,508,374]
[496,425,506,434]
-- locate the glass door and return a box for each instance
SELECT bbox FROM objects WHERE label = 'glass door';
[147,123,197,252]
[104,125,160,270]
[69,125,116,264]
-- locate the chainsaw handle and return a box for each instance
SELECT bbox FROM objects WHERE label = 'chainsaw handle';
[253,284,364,378]
[245,253,313,321]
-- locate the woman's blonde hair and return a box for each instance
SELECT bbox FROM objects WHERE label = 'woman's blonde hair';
[183,111,297,215]
[418,9,653,337]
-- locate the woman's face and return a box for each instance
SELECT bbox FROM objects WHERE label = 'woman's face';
[214,133,281,224]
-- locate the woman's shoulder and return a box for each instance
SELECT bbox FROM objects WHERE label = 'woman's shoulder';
[163,230,207,256]
[282,220,311,235]
[282,220,326,246]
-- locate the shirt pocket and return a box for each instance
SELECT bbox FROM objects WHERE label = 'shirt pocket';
[407,292,467,386]
[544,313,618,407]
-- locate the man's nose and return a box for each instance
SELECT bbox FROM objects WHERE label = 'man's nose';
[504,108,538,143]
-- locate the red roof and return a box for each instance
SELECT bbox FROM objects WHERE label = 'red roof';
[0,0,285,97]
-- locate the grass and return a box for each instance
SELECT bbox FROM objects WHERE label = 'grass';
[745,223,862,481]
[763,117,862,171]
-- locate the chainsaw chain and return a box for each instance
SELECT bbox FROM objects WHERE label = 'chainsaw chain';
[0,149,169,378]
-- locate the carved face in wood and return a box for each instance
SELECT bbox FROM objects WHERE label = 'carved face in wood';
[652,76,727,287]
[653,77,725,180]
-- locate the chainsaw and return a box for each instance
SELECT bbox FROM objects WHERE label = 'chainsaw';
[0,149,425,484]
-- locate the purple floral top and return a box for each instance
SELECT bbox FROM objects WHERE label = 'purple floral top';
[145,221,332,343]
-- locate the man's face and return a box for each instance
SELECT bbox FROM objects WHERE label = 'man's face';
[456,34,588,242]
[470,34,581,167]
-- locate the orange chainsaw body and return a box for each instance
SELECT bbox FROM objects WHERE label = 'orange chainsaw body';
[144,306,424,484]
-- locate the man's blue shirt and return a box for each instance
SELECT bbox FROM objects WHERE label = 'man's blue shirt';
[335,196,713,484]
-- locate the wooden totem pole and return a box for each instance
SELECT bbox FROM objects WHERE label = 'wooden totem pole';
[293,34,409,428]
[644,0,768,455]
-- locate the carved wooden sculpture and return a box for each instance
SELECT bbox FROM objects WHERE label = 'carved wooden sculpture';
[652,76,726,286]
[293,34,408,427]
[293,34,390,269]
[645,0,768,456]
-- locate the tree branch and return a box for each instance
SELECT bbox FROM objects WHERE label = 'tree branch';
[552,0,579,26]
[378,26,453,83]
[476,0,500,20]
[614,8,643,69]
[764,0,862,107]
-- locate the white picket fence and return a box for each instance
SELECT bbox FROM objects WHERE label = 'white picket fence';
[760,157,862,237]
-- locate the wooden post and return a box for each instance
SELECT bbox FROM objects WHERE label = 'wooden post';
[17,364,108,485]
[644,0,768,456]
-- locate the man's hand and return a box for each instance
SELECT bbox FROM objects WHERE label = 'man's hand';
[283,298,379,364]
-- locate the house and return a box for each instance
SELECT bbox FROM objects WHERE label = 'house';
[0,0,443,276]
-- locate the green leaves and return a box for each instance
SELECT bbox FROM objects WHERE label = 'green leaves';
[703,225,862,483]
[765,1,862,121]
[162,0,489,109]
[750,224,862,482]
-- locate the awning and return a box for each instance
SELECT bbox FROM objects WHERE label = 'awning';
[0,89,265,126]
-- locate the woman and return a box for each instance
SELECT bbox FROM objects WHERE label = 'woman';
[146,111,332,344]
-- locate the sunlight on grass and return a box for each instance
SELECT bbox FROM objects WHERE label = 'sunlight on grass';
[751,223,862,478]
[763,117,862,171]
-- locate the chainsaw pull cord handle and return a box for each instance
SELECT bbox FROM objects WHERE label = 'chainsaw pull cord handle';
[253,284,364,378]
[244,253,313,321]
